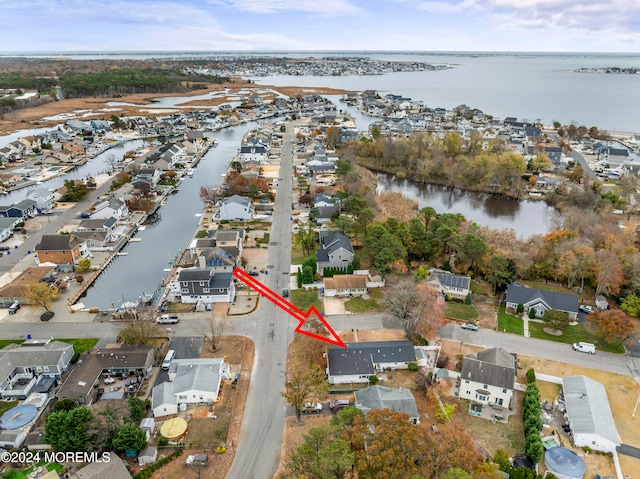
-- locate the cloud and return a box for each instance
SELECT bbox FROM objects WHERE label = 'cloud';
[217,0,363,15]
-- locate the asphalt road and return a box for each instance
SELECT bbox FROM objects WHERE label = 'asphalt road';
[226,123,297,479]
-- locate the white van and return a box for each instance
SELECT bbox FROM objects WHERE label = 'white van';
[162,350,176,370]
[573,342,596,354]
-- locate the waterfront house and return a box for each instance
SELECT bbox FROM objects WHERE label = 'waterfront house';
[323,275,367,298]
[505,283,579,319]
[327,341,416,386]
[151,358,231,417]
[35,234,90,265]
[355,386,420,425]
[57,345,154,405]
[17,136,41,152]
[316,232,354,275]
[169,269,235,304]
[240,144,268,164]
[218,195,254,221]
[90,198,128,220]
[25,187,55,213]
[427,270,471,301]
[0,339,74,400]
[0,199,38,221]
[459,347,516,412]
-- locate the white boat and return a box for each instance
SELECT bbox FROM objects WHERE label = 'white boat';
[186,168,194,177]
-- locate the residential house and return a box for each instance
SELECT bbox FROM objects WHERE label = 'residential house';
[240,144,268,164]
[17,136,41,152]
[316,232,354,275]
[459,347,516,411]
[0,199,38,221]
[169,269,235,304]
[90,198,128,220]
[427,270,471,301]
[130,167,160,192]
[151,358,231,417]
[35,234,90,265]
[68,452,133,479]
[0,339,74,400]
[76,217,118,241]
[355,385,420,425]
[323,275,367,298]
[562,376,620,453]
[57,346,154,405]
[327,341,417,385]
[0,217,19,242]
[25,187,55,213]
[505,283,579,320]
[218,195,254,221]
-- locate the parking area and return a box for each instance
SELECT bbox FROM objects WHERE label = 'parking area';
[154,337,203,386]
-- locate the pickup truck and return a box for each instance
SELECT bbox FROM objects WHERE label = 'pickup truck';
[156,314,179,324]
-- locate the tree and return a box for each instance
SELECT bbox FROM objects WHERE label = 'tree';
[296,222,317,256]
[587,309,635,345]
[299,193,314,207]
[285,426,355,479]
[103,153,118,174]
[24,281,57,312]
[112,423,147,453]
[76,258,91,273]
[529,154,552,172]
[199,185,219,206]
[485,255,517,294]
[45,407,93,451]
[128,397,146,423]
[231,161,242,173]
[119,320,162,346]
[202,317,225,351]
[621,294,640,317]
[385,279,445,341]
[302,265,314,284]
[594,249,624,296]
[302,256,318,275]
[282,364,329,423]
[542,309,570,331]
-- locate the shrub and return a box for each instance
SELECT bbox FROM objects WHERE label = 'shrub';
[408,362,419,371]
[528,308,536,319]
[75,275,84,283]
[369,375,379,385]
[157,437,168,447]
[217,445,226,454]
[464,293,472,304]
[517,303,524,314]
[526,369,536,384]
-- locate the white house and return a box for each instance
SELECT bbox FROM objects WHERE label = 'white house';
[323,275,367,298]
[151,358,231,418]
[562,376,620,453]
[240,144,268,164]
[218,195,254,221]
[0,217,19,242]
[459,347,516,412]
[90,198,128,220]
[25,187,55,213]
[427,270,471,300]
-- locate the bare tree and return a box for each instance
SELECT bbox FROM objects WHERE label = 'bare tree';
[118,304,162,346]
[103,154,118,174]
[199,185,219,206]
[202,317,225,351]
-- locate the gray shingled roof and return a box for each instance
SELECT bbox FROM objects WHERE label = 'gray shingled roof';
[505,284,579,313]
[222,195,251,207]
[35,234,84,251]
[178,269,211,282]
[461,347,516,390]
[562,376,620,445]
[152,381,174,411]
[328,341,416,377]
[355,385,419,419]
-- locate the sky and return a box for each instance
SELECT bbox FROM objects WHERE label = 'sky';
[1,0,640,53]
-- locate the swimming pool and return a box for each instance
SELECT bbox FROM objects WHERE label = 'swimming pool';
[48,166,62,172]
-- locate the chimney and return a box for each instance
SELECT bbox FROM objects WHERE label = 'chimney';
[198,255,206,269]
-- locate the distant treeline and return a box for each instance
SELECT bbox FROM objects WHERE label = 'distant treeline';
[0,72,57,91]
[0,67,230,99]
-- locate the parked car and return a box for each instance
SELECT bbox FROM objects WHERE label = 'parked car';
[156,314,179,324]
[302,402,323,413]
[8,301,20,314]
[329,399,351,410]
[282,289,289,298]
[460,322,478,331]
[248,270,260,277]
[579,305,593,313]
[573,342,596,354]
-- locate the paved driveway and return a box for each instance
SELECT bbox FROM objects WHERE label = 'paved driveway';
[154,336,203,386]
[323,297,346,315]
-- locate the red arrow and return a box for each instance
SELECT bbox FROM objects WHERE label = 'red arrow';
[233,267,346,348]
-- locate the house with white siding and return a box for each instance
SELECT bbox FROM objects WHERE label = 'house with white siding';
[218,195,254,221]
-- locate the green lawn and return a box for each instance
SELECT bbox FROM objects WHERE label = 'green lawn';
[444,302,479,321]
[497,308,525,335]
[291,241,311,264]
[469,280,492,297]
[3,462,64,479]
[54,338,99,355]
[345,289,384,313]
[0,399,18,416]
[527,321,624,354]
[0,339,24,349]
[291,289,323,313]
